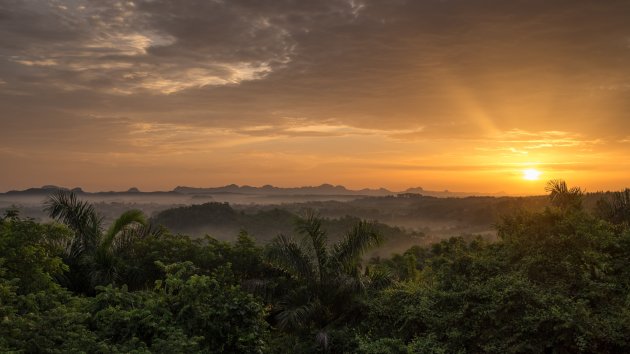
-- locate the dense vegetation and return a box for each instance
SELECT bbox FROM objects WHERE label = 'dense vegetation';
[152,202,424,254]
[151,195,547,239]
[2,181,630,353]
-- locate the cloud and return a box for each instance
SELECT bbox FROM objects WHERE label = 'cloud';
[233,118,424,138]
[119,119,425,155]
[0,0,295,94]
[1,0,630,191]
[342,161,598,173]
[494,129,603,151]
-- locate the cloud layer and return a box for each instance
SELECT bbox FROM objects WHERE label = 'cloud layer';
[1,0,629,192]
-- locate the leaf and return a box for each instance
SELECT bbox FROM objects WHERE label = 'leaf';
[266,234,315,282]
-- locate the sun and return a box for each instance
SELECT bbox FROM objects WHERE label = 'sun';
[522,168,541,181]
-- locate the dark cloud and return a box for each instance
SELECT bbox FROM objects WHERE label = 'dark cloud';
[2,1,629,116]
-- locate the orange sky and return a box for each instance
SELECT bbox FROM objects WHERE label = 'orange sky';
[1,0,629,194]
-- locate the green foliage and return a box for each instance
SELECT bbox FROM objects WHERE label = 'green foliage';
[356,337,408,354]
[90,284,187,352]
[264,213,383,351]
[92,262,268,353]
[1,284,98,353]
[152,202,240,232]
[545,179,584,211]
[0,215,70,293]
[118,230,268,292]
[596,188,630,225]
[4,184,630,353]
[151,202,415,248]
[0,207,270,353]
[44,191,152,293]
[163,263,268,352]
[368,245,428,282]
[0,217,98,353]
[361,206,630,353]
[44,190,103,258]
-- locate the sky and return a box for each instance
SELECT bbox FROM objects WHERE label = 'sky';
[1,0,629,194]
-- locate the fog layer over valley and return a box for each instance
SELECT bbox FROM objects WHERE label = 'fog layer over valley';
[1,183,612,255]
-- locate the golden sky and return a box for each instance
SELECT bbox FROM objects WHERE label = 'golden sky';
[1,0,629,194]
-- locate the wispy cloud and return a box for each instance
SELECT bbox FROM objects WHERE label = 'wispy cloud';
[2,0,630,191]
[2,0,294,94]
[490,129,603,154]
[124,120,425,153]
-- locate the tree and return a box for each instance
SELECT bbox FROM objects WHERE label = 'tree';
[0,210,270,353]
[0,216,99,353]
[265,212,382,349]
[596,188,630,225]
[91,262,269,353]
[545,179,583,211]
[44,190,148,292]
[361,197,630,353]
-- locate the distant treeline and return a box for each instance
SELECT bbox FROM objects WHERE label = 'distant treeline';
[151,202,425,254]
[150,191,625,253]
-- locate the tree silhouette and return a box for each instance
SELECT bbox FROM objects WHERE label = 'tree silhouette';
[44,190,148,292]
[265,211,382,347]
[596,188,630,224]
[545,179,583,211]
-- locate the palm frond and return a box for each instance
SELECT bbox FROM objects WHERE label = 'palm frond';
[545,179,583,210]
[113,222,163,253]
[332,272,366,295]
[597,188,630,224]
[365,266,395,290]
[266,234,316,281]
[611,189,630,211]
[44,190,102,256]
[274,288,320,330]
[332,220,383,272]
[545,179,568,195]
[296,211,328,281]
[44,190,99,230]
[101,209,147,252]
[241,278,276,302]
[90,247,121,287]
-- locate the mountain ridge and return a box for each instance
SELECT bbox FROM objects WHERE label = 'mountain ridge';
[2,184,508,198]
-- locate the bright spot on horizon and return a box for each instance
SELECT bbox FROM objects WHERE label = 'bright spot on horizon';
[522,168,542,181]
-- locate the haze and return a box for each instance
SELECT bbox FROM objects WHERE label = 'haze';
[1,0,629,194]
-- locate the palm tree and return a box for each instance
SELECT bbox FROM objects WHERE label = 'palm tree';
[44,191,102,260]
[545,179,583,211]
[90,208,148,287]
[596,188,630,224]
[44,190,148,293]
[265,211,382,346]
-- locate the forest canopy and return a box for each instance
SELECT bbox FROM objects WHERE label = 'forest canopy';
[1,182,630,353]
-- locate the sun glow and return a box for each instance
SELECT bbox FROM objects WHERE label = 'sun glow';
[522,168,541,181]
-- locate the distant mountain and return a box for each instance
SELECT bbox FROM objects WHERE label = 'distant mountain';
[2,184,507,198]
[3,185,174,196]
[6,185,70,195]
[172,183,394,196]
[171,184,507,197]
